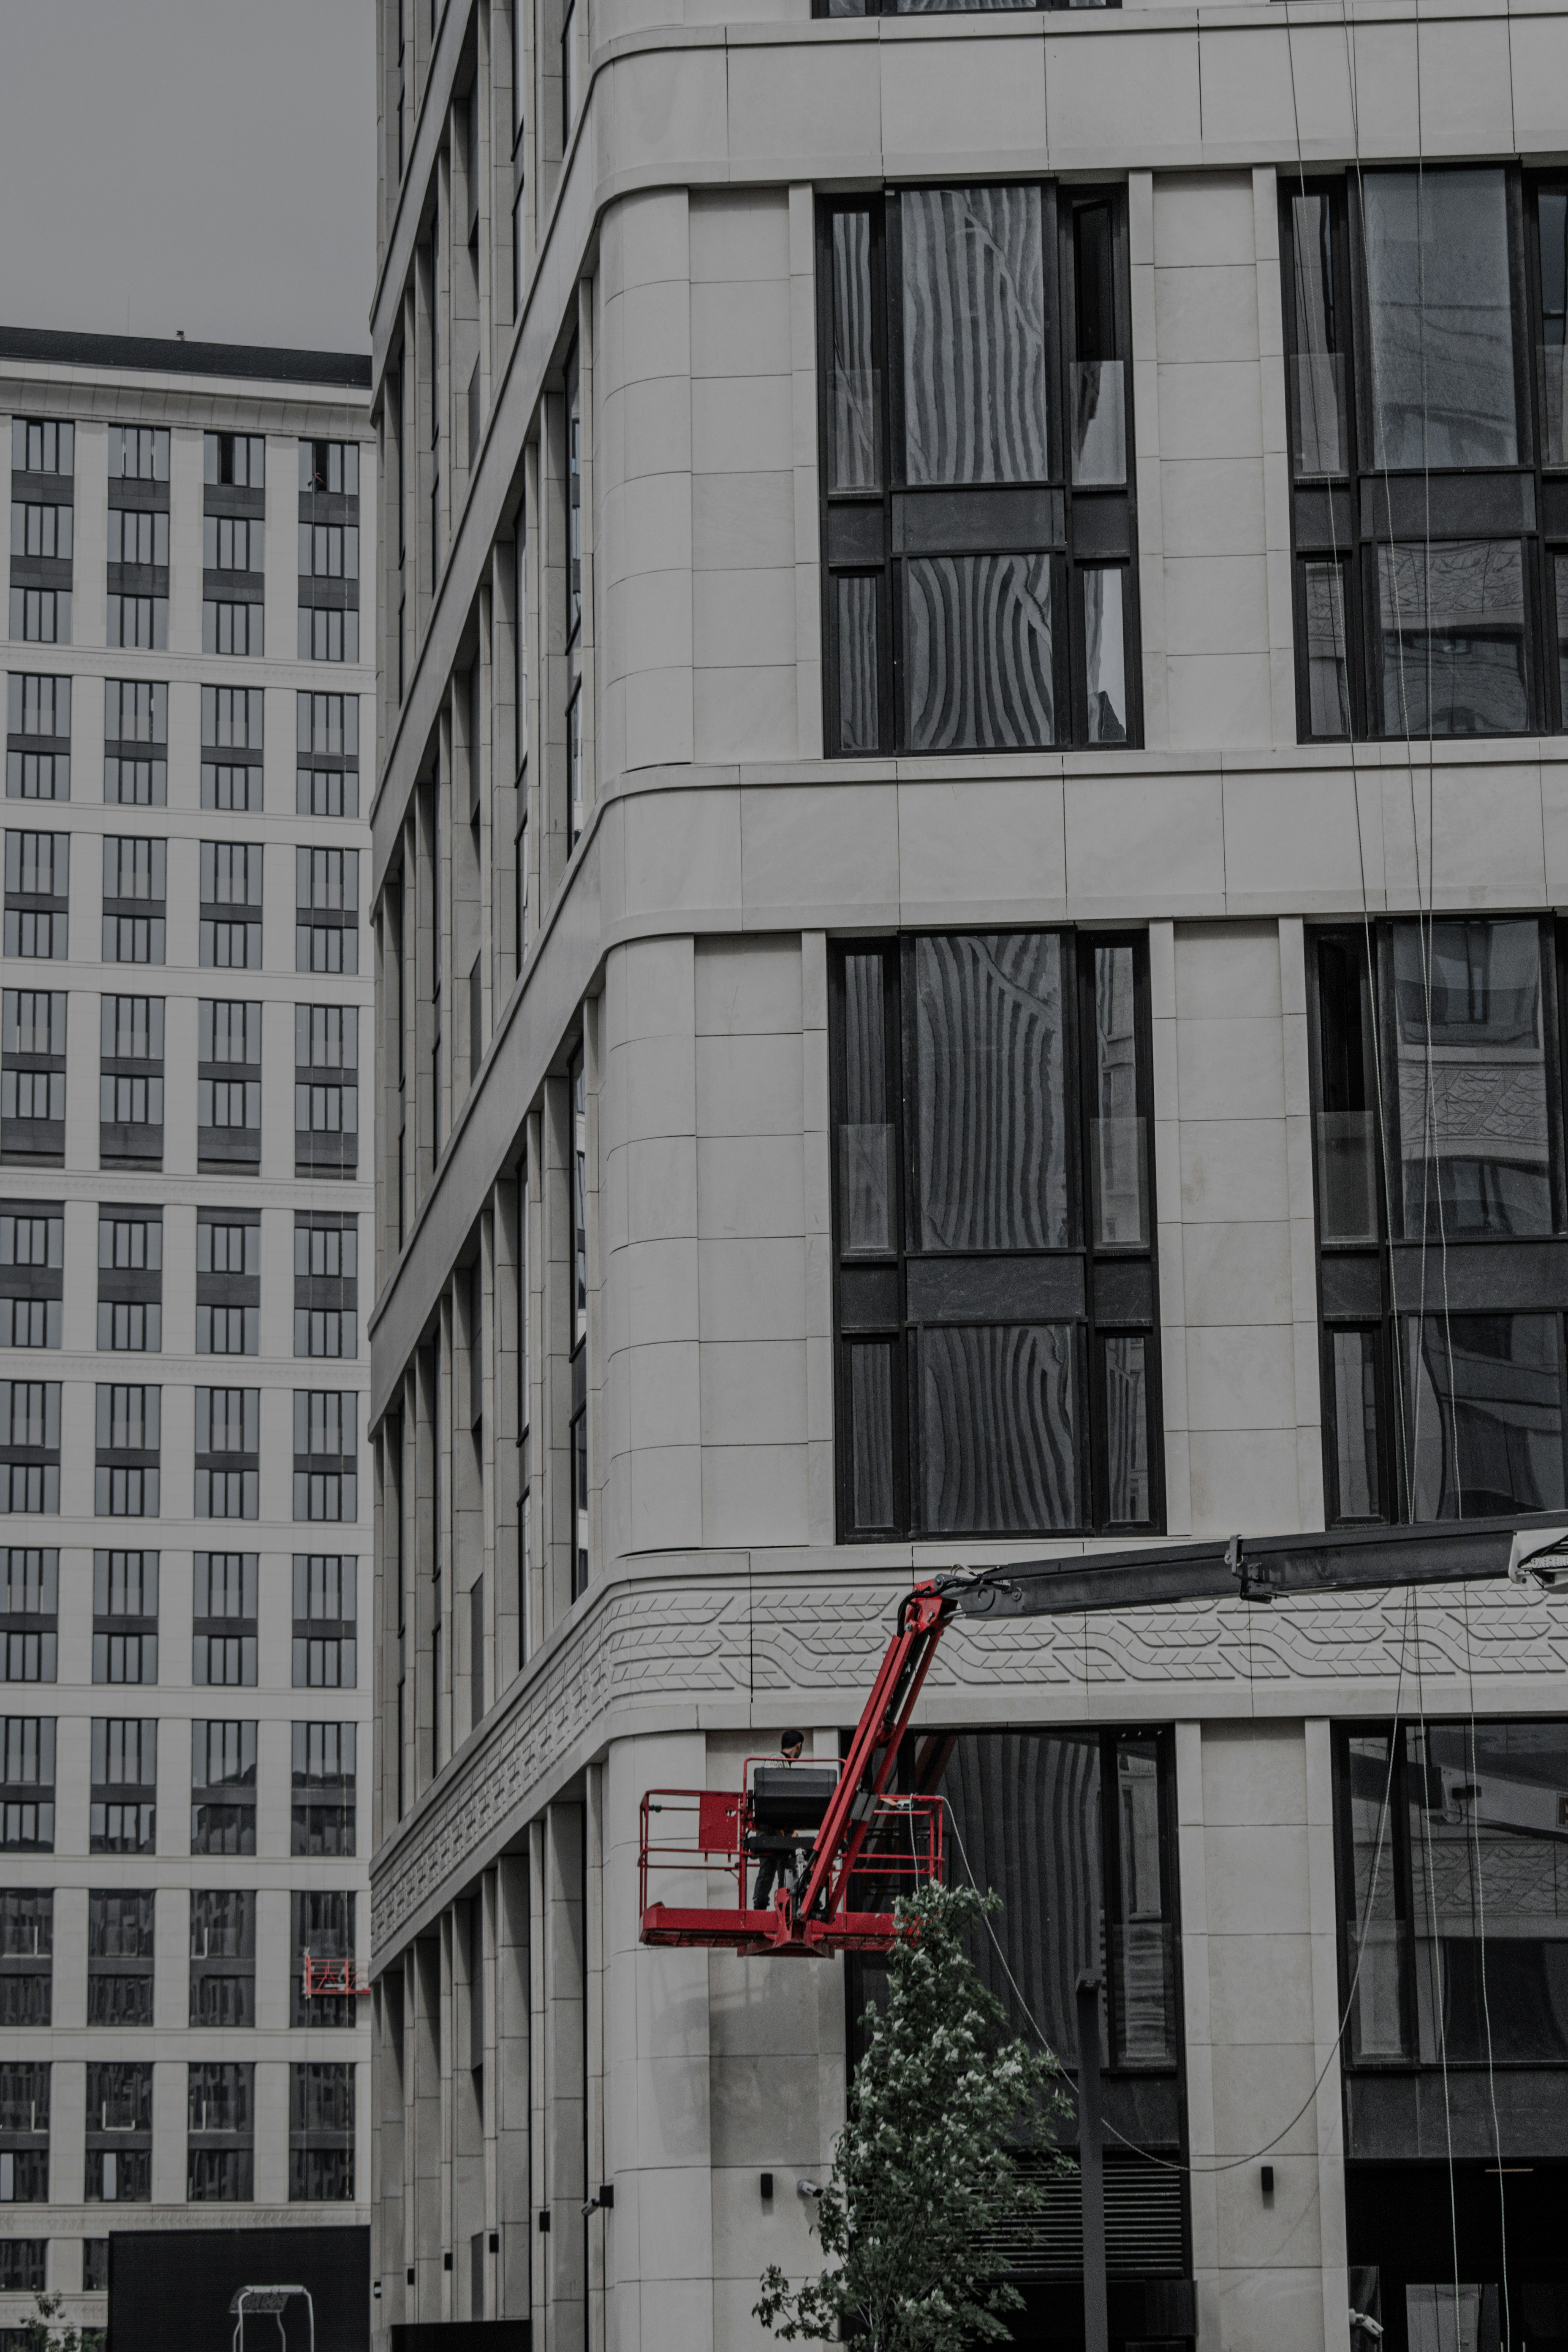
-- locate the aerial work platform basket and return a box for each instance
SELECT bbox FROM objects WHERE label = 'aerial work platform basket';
[639,1765,944,1956]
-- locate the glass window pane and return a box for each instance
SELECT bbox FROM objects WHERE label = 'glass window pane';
[1289,193,1347,477]
[1555,553,1568,719]
[1102,1335,1151,1525]
[1344,1732,1409,2061]
[919,1323,1079,1532]
[904,552,1054,751]
[1083,567,1127,743]
[1405,2286,1494,2352]
[1391,918,1551,1237]
[1406,1312,1565,1520]
[1408,1721,1568,2065]
[1375,540,1527,738]
[847,1343,895,1531]
[1330,1329,1381,1519]
[913,931,1069,1249]
[1071,365,1125,487]
[1110,1735,1172,2062]
[1315,937,1379,1241]
[1364,168,1517,468]
[936,1733,1102,2059]
[900,186,1048,485]
[1090,943,1144,1245]
[1541,189,1568,465]
[835,575,880,753]
[829,213,880,492]
[1303,559,1350,737]
[839,952,892,1252]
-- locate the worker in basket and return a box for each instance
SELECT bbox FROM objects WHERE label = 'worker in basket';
[747,1729,819,1912]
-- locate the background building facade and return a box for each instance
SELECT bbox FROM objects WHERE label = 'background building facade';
[0,331,375,2347]
[369,3,1568,2349]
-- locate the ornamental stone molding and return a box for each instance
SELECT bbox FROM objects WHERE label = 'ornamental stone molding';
[370,1550,1568,1964]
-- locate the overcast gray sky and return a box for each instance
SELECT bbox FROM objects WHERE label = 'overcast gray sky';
[0,0,375,353]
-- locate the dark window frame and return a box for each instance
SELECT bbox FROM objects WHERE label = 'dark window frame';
[92,1548,158,1687]
[1307,915,1568,1523]
[816,183,1141,758]
[829,927,1163,1543]
[1281,166,1568,741]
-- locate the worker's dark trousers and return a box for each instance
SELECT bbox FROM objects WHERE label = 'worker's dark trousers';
[751,1848,799,1909]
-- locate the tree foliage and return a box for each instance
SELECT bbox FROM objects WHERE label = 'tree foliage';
[755,1880,1065,2352]
[17,2294,104,2352]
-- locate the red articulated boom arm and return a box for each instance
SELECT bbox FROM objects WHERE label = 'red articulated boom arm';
[638,1515,1568,1958]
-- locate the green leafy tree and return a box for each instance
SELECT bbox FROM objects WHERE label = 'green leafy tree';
[755,1879,1065,2352]
[17,2293,104,2352]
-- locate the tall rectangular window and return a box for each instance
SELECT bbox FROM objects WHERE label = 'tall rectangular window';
[89,1721,156,1857]
[202,687,264,812]
[290,2061,354,2200]
[0,2061,49,2201]
[0,1384,60,1515]
[291,1890,356,2025]
[0,1716,54,1850]
[204,434,264,660]
[11,417,73,648]
[829,931,1159,1539]
[97,1212,162,1352]
[199,843,262,969]
[92,1551,158,1686]
[294,1214,357,1359]
[293,1391,357,1522]
[190,1889,255,2028]
[7,674,69,802]
[84,2061,152,2203]
[0,1208,63,1349]
[101,837,166,964]
[106,433,169,652]
[291,1721,355,1855]
[87,1892,155,2026]
[2,991,64,1167]
[94,1383,160,1518]
[0,1889,52,2026]
[100,993,164,1168]
[4,831,68,960]
[0,1549,56,1685]
[190,1719,256,1856]
[1334,1714,1568,2144]
[196,1209,260,1357]
[1280,170,1568,737]
[188,2061,253,2202]
[191,1551,258,1681]
[194,1392,259,1522]
[293,1554,356,1688]
[198,1000,261,1173]
[106,442,169,644]
[299,440,361,662]
[818,187,1136,755]
[296,692,359,817]
[104,680,166,807]
[1309,918,1568,1521]
[295,1005,358,1177]
[296,847,359,973]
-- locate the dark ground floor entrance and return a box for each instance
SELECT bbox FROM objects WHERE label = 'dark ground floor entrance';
[1346,2161,1568,2350]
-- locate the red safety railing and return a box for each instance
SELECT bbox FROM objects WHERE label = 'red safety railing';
[302,1952,370,1996]
[638,1778,943,1955]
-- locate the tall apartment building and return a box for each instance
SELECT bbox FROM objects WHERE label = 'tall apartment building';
[0,330,375,2347]
[369,3,1568,2349]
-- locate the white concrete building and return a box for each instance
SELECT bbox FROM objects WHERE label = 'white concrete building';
[368,3,1568,2349]
[0,330,375,2345]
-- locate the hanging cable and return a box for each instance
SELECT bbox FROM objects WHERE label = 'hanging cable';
[939,1593,1412,2178]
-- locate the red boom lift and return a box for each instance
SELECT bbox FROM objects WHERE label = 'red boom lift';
[638,1516,1568,1958]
